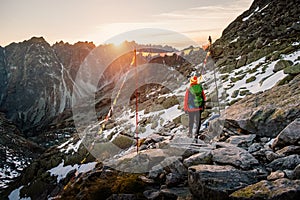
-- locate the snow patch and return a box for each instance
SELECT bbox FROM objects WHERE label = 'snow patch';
[62,138,82,154]
[258,3,269,13]
[243,6,260,22]
[292,42,300,46]
[222,49,300,103]
[8,186,31,200]
[230,37,240,44]
[48,160,97,183]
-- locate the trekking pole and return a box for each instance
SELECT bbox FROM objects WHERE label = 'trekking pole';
[134,49,139,154]
[208,36,221,115]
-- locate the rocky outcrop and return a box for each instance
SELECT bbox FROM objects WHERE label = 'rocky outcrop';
[230,178,300,200]
[272,118,300,149]
[212,143,259,170]
[212,0,300,70]
[214,73,300,138]
[188,165,259,200]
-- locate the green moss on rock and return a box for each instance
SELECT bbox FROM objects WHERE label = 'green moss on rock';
[246,76,256,83]
[273,60,293,72]
[284,64,300,75]
[112,135,134,150]
[231,90,240,98]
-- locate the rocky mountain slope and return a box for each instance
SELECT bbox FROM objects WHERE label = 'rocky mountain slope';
[0,37,95,135]
[1,0,300,199]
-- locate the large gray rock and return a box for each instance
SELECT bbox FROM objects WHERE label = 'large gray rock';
[293,164,300,180]
[212,144,259,170]
[183,150,212,168]
[272,118,300,149]
[226,134,256,149]
[230,178,300,200]
[267,154,300,171]
[188,165,259,200]
[273,60,293,72]
[148,155,187,181]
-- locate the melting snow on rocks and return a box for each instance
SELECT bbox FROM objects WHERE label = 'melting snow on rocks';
[222,50,300,103]
[0,146,31,189]
[48,160,97,183]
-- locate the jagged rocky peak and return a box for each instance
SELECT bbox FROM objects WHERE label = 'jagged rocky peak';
[1,37,76,135]
[52,40,96,79]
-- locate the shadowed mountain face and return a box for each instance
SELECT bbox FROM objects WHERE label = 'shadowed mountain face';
[0,37,95,135]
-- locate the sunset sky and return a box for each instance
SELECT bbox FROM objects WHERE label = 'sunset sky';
[0,0,253,49]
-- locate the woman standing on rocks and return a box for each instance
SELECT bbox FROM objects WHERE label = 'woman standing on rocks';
[184,76,206,140]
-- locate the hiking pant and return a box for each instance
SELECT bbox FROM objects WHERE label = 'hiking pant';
[188,110,202,137]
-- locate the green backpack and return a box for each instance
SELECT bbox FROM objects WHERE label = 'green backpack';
[190,84,203,107]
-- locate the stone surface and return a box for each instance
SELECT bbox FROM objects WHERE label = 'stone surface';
[276,145,300,156]
[267,170,285,181]
[188,165,259,200]
[214,74,300,138]
[230,178,300,200]
[284,64,300,75]
[267,155,300,171]
[226,134,256,148]
[272,118,300,149]
[183,150,212,168]
[273,60,293,72]
[212,145,259,170]
[292,164,300,180]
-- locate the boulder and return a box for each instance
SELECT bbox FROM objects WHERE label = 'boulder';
[106,194,136,200]
[111,134,134,150]
[236,55,247,68]
[276,145,300,156]
[212,144,259,170]
[273,60,293,72]
[165,173,181,187]
[272,118,300,149]
[265,150,280,162]
[143,189,178,200]
[230,178,300,200]
[267,170,285,181]
[293,164,300,180]
[183,150,212,168]
[226,134,256,149]
[188,165,259,200]
[215,73,300,138]
[284,64,300,75]
[248,143,262,153]
[267,154,300,171]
